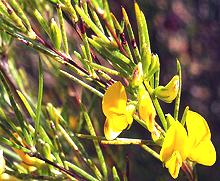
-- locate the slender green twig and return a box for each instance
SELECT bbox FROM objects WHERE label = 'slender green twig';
[144,82,167,131]
[140,144,160,160]
[0,56,30,118]
[133,114,165,137]
[60,70,104,98]
[57,3,69,54]
[31,152,85,180]
[81,104,108,179]
[155,70,160,88]
[0,145,21,161]
[122,7,141,63]
[58,124,102,180]
[5,170,66,181]
[174,60,182,120]
[75,5,109,43]
[65,161,99,181]
[76,133,155,145]
[34,58,43,142]
[88,1,128,57]
[112,166,120,181]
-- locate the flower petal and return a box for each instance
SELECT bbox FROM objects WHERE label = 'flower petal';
[186,110,216,165]
[138,90,156,132]
[154,75,179,103]
[165,151,182,179]
[126,104,135,125]
[109,114,129,130]
[104,118,123,140]
[188,139,216,166]
[186,110,211,142]
[102,82,127,117]
[160,121,188,162]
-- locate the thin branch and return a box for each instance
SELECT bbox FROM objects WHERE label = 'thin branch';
[76,133,156,145]
[30,152,86,181]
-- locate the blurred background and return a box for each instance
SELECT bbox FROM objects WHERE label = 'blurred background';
[4,0,220,180]
[114,0,220,180]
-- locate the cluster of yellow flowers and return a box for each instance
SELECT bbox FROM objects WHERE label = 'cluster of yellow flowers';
[160,111,216,178]
[102,81,156,140]
[102,80,216,178]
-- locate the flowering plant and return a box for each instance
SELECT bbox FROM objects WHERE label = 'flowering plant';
[0,0,216,180]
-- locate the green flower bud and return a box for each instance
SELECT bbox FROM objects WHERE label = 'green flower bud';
[50,18,62,50]
[148,54,160,75]
[144,54,160,80]
[154,75,179,103]
[141,44,151,76]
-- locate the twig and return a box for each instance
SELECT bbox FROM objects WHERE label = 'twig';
[30,152,86,181]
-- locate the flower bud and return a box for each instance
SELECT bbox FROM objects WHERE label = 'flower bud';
[141,44,151,76]
[131,62,143,87]
[146,54,160,80]
[151,127,163,145]
[50,18,62,50]
[154,75,179,103]
[138,85,156,132]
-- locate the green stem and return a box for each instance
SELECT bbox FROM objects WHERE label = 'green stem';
[140,144,160,160]
[65,161,99,181]
[155,69,160,88]
[174,60,182,120]
[89,7,104,33]
[90,62,119,76]
[60,70,104,98]
[133,114,148,130]
[144,82,167,131]
[75,5,109,43]
[81,28,95,76]
[0,145,21,161]
[81,104,108,179]
[57,4,69,54]
[34,58,43,142]
[76,133,154,145]
[122,7,141,63]
[133,114,165,137]
[112,166,120,181]
[58,125,102,180]
[153,99,167,131]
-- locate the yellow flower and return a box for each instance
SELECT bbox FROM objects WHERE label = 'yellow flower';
[0,150,6,175]
[160,110,216,179]
[160,121,188,179]
[154,75,179,103]
[138,86,156,132]
[102,82,134,140]
[185,110,216,166]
